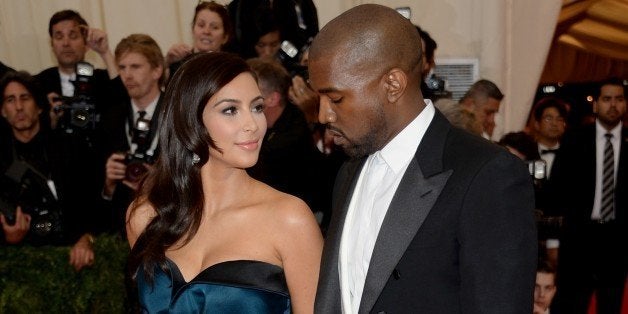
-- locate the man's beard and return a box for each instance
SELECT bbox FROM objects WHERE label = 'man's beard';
[336,106,387,158]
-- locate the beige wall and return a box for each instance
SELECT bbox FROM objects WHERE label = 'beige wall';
[0,0,560,135]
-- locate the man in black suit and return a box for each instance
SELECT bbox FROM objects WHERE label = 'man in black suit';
[35,10,117,131]
[308,4,537,313]
[100,34,164,234]
[553,78,627,314]
[0,71,99,270]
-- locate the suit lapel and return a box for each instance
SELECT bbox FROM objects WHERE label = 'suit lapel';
[315,158,365,313]
[359,111,453,313]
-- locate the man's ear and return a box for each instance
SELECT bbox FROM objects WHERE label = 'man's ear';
[592,100,599,114]
[266,91,281,108]
[460,97,474,112]
[383,69,406,103]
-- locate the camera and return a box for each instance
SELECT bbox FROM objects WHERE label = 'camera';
[278,40,309,81]
[54,62,99,132]
[124,112,155,183]
[124,152,155,183]
[1,159,64,243]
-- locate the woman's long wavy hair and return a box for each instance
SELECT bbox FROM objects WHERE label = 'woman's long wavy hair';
[128,52,253,282]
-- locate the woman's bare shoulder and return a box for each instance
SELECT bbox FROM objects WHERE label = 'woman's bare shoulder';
[255,183,319,233]
[126,198,157,248]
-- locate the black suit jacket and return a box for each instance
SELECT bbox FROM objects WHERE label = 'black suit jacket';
[551,124,628,271]
[97,92,162,234]
[315,111,537,313]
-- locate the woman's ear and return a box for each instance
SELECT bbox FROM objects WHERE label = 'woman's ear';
[383,69,406,103]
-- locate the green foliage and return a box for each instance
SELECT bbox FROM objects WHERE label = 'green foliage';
[0,234,129,313]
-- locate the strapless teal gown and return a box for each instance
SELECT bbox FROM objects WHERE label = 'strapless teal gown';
[137,259,291,313]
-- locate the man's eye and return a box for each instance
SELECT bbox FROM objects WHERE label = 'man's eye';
[331,97,343,104]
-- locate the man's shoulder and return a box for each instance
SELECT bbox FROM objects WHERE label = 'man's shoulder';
[34,67,61,84]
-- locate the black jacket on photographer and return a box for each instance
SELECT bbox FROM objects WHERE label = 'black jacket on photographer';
[0,127,100,246]
[98,93,162,235]
[35,66,114,131]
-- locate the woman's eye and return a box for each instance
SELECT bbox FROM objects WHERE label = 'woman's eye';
[222,106,237,115]
[253,103,265,113]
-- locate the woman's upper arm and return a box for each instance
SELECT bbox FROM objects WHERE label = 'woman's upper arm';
[276,199,323,314]
[126,201,156,248]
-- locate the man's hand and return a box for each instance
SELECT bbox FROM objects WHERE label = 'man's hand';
[69,233,95,271]
[104,153,127,197]
[165,43,193,66]
[85,27,110,55]
[1,207,31,244]
[47,92,64,129]
[288,75,319,124]
[533,302,546,314]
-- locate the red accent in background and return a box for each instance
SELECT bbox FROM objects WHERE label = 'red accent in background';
[587,279,628,314]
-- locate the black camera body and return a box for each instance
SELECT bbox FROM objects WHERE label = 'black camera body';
[54,62,99,132]
[124,112,155,183]
[1,160,64,244]
[278,40,309,81]
[124,151,155,183]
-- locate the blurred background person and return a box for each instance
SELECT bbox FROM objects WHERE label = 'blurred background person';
[434,98,483,136]
[460,79,505,140]
[0,71,99,271]
[552,77,627,314]
[165,1,233,79]
[36,10,117,131]
[228,0,318,59]
[534,259,558,314]
[99,34,164,235]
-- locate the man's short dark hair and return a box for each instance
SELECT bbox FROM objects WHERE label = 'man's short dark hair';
[247,58,290,106]
[593,77,626,100]
[533,97,569,122]
[48,10,88,38]
[537,259,556,275]
[415,25,437,64]
[461,79,504,103]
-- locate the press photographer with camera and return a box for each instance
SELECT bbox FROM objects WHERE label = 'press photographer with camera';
[35,10,119,132]
[100,34,164,235]
[0,71,99,271]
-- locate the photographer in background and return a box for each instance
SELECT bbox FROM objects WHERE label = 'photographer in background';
[0,71,99,271]
[35,10,118,131]
[99,34,164,235]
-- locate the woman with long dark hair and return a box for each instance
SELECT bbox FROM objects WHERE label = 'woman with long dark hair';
[126,52,322,313]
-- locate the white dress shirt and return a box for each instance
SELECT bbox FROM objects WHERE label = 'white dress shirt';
[126,96,160,155]
[538,143,559,178]
[339,100,435,313]
[591,120,622,220]
[58,70,76,97]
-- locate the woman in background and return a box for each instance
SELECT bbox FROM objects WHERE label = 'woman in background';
[165,1,233,78]
[127,52,322,313]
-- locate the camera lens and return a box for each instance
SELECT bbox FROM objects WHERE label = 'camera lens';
[125,161,148,183]
[71,108,90,128]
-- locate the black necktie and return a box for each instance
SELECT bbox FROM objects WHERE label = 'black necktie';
[137,110,146,121]
[541,148,558,155]
[600,133,615,222]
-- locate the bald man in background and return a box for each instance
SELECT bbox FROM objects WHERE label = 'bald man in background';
[309,4,537,313]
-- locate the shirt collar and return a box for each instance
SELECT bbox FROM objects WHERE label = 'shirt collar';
[379,100,435,174]
[595,119,622,140]
[131,95,159,119]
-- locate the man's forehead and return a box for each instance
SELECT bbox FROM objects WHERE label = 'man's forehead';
[600,84,624,95]
[53,20,81,32]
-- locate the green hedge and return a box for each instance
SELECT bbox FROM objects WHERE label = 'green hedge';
[0,234,130,313]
